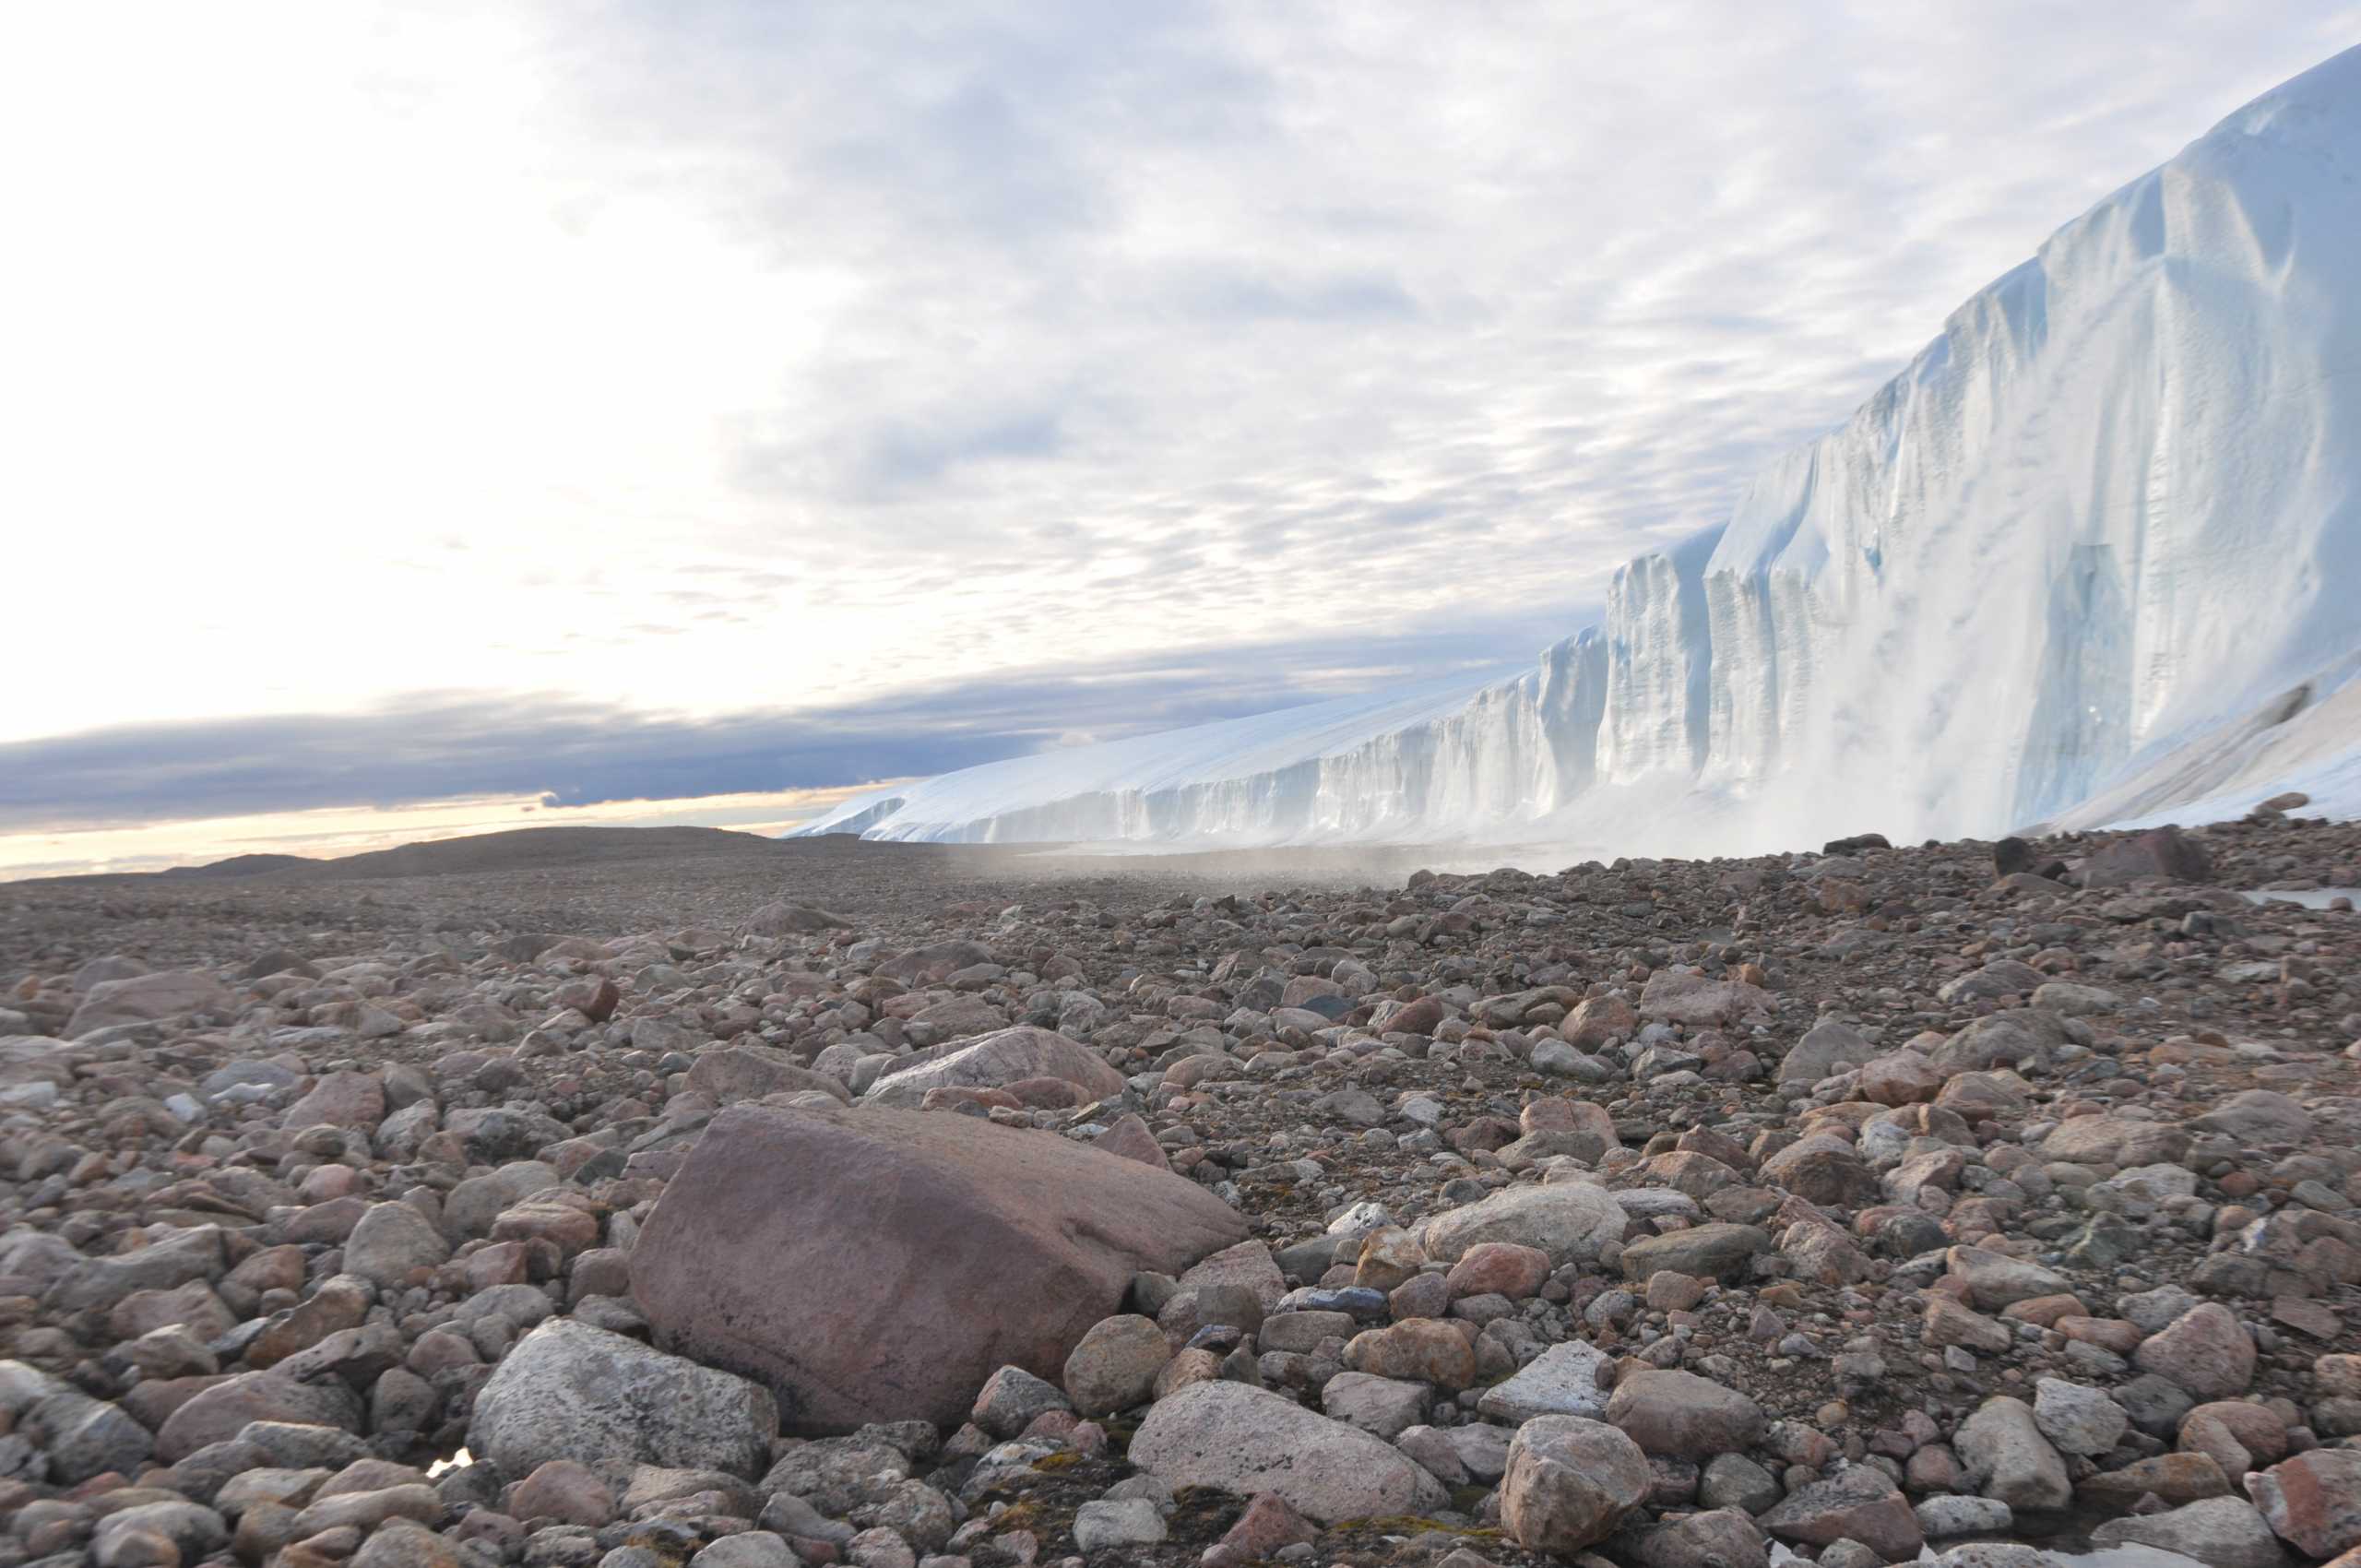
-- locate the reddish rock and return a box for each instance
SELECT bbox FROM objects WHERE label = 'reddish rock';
[1858,1051,1942,1106]
[552,977,619,1023]
[506,1460,613,1526]
[2076,1453,2232,1509]
[1561,997,1637,1048]
[283,1072,386,1132]
[1381,996,1447,1037]
[154,1372,362,1462]
[1445,1242,1551,1301]
[2058,1315,2144,1354]
[2135,1303,2256,1400]
[631,1104,1248,1432]
[1345,1320,1477,1391]
[1501,1416,1652,1555]
[2250,1450,2361,1560]
[1091,1113,1169,1169]
[2081,825,2213,887]
[1000,1075,1091,1108]
[1203,1493,1319,1568]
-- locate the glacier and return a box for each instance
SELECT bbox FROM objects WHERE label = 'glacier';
[791,46,2361,856]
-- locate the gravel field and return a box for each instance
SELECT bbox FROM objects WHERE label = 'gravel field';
[3,814,2358,1568]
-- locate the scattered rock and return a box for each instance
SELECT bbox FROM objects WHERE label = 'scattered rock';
[1127,1380,1448,1523]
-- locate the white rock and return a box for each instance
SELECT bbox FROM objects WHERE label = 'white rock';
[1477,1341,1614,1422]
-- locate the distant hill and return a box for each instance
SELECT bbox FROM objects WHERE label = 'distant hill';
[69,825,789,885]
[313,825,779,879]
[157,853,317,879]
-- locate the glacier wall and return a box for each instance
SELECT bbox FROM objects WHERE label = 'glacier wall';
[792,46,2361,853]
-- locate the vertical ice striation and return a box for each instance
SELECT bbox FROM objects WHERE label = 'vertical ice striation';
[1597,529,1720,787]
[791,46,2361,851]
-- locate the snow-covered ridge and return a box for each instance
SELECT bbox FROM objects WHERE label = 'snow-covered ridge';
[791,46,2361,853]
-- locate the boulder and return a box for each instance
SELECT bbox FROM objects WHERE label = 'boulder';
[2133,1304,2254,1401]
[1344,1319,1477,1390]
[1062,1315,1170,1416]
[1760,1137,1881,1208]
[66,970,235,1037]
[860,1027,1127,1107]
[2091,1499,2287,1568]
[1781,1022,1880,1087]
[2080,826,2213,887]
[1417,1181,1624,1265]
[1477,1341,1615,1423]
[1127,1381,1447,1523]
[683,1045,853,1104]
[43,1226,228,1314]
[1634,1510,1771,1568]
[2248,1450,2361,1560]
[467,1318,777,1478]
[970,1366,1072,1439]
[284,1072,387,1133]
[2031,1379,2124,1458]
[1606,1370,1766,1460]
[1446,1241,1551,1301]
[2192,1090,2315,1146]
[1073,1498,1166,1553]
[1928,1012,2079,1077]
[1320,1372,1430,1438]
[1761,1467,1924,1562]
[342,1203,451,1289]
[1954,1396,2070,1511]
[1619,1223,1769,1283]
[1946,1246,2072,1312]
[631,1104,1248,1431]
[2042,1115,2190,1168]
[16,1378,154,1483]
[92,1502,228,1566]
[1638,971,1772,1027]
[156,1372,362,1463]
[1501,1415,1652,1556]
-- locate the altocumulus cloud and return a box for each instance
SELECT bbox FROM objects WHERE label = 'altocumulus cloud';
[5,1,2357,803]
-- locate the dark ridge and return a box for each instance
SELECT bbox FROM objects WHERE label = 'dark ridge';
[22,825,791,886]
[156,853,318,880]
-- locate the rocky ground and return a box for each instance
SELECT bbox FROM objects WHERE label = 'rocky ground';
[2,811,2358,1568]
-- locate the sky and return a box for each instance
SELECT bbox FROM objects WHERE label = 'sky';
[4,2,2356,875]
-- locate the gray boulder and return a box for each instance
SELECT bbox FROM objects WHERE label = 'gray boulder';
[1127,1381,1446,1523]
[467,1318,777,1478]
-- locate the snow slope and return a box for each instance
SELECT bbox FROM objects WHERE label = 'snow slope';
[791,47,2361,853]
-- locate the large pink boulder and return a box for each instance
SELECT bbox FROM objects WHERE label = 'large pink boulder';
[631,1104,1249,1432]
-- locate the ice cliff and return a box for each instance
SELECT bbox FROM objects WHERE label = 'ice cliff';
[791,47,2361,854]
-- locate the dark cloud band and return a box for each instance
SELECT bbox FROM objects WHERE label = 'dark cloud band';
[0,618,1584,833]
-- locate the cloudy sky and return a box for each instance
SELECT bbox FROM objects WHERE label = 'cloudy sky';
[4,2,2355,870]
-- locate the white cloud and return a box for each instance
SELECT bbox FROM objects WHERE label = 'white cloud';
[3,0,2355,758]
